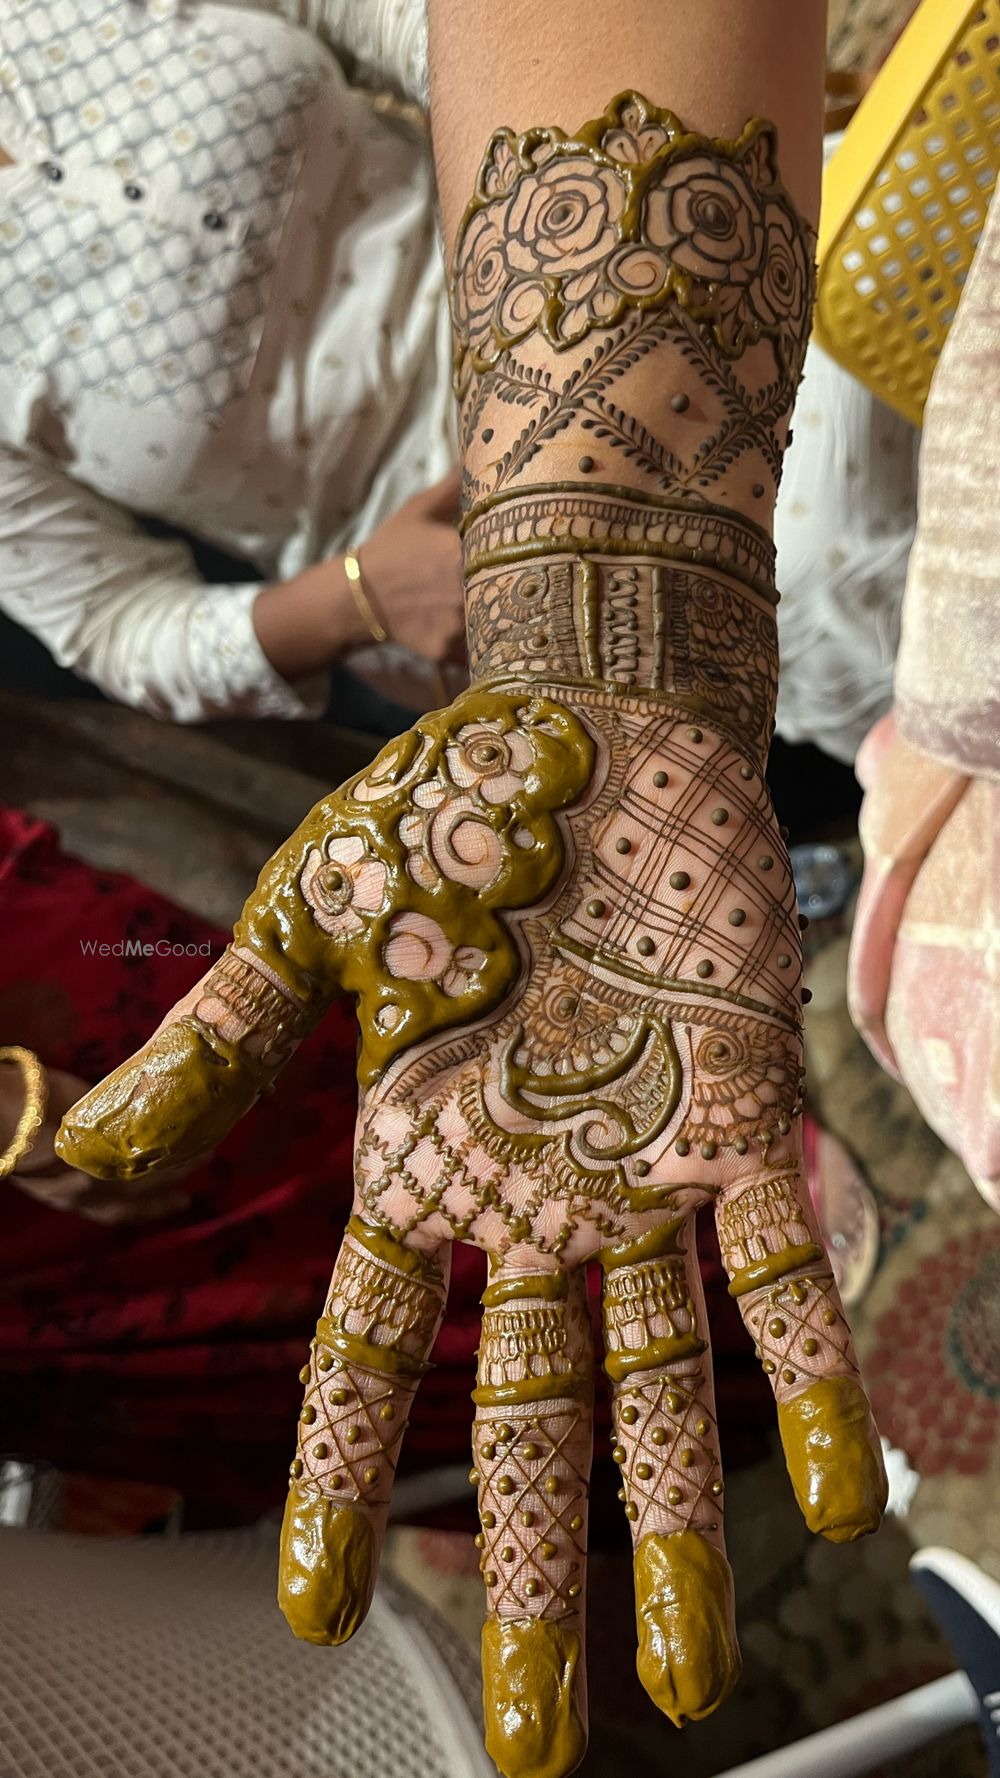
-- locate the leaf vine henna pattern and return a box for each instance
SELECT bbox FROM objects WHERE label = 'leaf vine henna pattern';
[57,94,885,1778]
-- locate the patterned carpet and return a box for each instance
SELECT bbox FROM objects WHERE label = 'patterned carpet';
[5,692,997,1776]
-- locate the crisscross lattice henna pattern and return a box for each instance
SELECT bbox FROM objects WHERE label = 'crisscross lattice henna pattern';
[58,94,886,1778]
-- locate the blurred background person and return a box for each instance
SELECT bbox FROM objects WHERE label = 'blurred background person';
[0,0,465,732]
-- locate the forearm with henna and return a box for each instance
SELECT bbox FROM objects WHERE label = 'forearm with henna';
[57,84,885,1778]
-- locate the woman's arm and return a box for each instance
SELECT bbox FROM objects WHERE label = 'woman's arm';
[253,475,466,684]
[0,451,464,720]
[0,447,323,721]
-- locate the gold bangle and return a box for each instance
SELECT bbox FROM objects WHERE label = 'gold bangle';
[343,549,389,645]
[0,1045,48,1181]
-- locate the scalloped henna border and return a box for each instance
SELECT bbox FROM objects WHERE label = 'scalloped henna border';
[450,90,817,385]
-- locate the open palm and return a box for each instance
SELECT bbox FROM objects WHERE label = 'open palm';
[58,684,886,1778]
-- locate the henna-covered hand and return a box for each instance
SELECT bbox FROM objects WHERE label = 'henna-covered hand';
[57,96,886,1778]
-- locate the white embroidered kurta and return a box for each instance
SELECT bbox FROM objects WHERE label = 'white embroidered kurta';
[0,0,451,719]
[0,4,918,758]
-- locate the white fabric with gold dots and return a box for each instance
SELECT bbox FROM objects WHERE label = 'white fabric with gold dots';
[0,0,453,720]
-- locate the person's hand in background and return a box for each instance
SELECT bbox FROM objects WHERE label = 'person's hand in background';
[253,471,466,688]
[353,471,466,668]
[1,1051,191,1223]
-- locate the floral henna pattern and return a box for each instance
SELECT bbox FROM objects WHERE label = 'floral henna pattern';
[452,92,814,376]
[57,97,886,1777]
[241,687,594,1086]
[300,836,388,939]
[453,96,814,764]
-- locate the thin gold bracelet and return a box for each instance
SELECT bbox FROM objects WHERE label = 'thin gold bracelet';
[0,1045,48,1180]
[343,549,389,645]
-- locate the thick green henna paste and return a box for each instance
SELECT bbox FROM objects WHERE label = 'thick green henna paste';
[56,689,593,1178]
[634,1529,741,1726]
[482,1618,587,1778]
[237,688,593,1086]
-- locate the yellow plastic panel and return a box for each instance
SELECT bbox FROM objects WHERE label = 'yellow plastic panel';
[816,0,1000,426]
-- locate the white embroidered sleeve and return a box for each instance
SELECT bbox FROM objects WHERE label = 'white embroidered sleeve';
[263,0,430,103]
[0,449,325,723]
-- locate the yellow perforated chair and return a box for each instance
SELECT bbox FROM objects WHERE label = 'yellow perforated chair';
[816,0,1000,425]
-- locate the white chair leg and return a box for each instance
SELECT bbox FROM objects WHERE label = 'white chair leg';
[721,1671,979,1778]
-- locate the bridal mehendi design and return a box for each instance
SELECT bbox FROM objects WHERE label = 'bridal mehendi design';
[57,94,885,1778]
[600,1221,739,1725]
[473,1269,593,1776]
[56,687,592,1175]
[451,92,813,387]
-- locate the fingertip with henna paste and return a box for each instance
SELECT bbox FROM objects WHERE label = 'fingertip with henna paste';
[634,1530,741,1727]
[778,1375,888,1543]
[482,1618,588,1778]
[278,1483,376,1646]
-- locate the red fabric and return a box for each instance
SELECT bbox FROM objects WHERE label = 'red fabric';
[0,807,767,1527]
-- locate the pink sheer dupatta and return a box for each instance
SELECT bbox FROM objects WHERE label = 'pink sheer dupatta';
[849,715,999,1208]
[848,186,1000,1214]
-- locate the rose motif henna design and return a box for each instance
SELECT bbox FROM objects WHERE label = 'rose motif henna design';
[450,92,815,382]
[506,158,626,278]
[300,835,388,936]
[445,717,535,800]
[452,202,514,359]
[749,198,813,329]
[57,93,881,1778]
[643,154,765,286]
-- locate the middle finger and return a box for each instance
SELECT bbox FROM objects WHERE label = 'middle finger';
[599,1214,740,1727]
[473,1258,593,1778]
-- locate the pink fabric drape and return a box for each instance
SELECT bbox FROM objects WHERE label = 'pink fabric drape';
[848,184,1000,1212]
